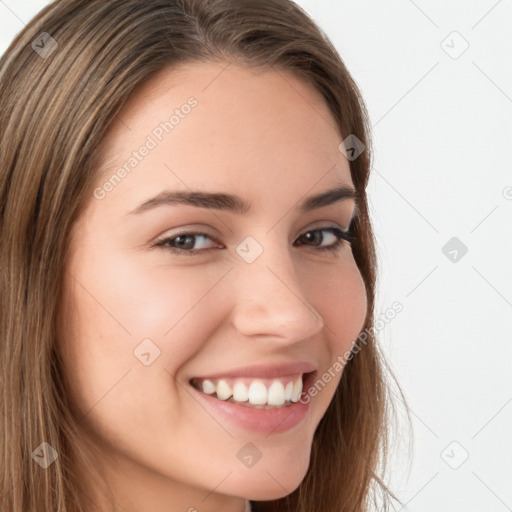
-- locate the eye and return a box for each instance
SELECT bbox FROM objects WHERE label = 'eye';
[153,232,220,254]
[152,224,354,256]
[294,226,353,252]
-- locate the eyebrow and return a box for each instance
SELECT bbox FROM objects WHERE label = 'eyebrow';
[127,184,358,216]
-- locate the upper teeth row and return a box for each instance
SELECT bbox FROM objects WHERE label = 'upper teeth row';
[198,376,304,405]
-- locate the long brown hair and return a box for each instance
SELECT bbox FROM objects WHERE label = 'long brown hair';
[0,1,409,510]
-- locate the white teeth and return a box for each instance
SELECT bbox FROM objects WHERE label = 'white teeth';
[216,379,232,400]
[291,377,303,402]
[248,381,268,405]
[232,382,249,402]
[202,379,216,394]
[284,381,293,401]
[196,374,306,406]
[267,381,285,406]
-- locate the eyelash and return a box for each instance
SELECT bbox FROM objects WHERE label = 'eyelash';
[153,224,355,256]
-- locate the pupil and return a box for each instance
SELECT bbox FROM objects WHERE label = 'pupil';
[306,231,321,244]
[176,235,193,248]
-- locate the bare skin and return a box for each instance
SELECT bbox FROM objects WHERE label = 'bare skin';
[57,61,367,512]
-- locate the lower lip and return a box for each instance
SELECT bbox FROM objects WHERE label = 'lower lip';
[189,373,314,435]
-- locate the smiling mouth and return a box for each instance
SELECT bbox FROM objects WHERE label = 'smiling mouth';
[189,371,315,409]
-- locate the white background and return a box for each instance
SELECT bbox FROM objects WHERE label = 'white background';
[1,1,511,511]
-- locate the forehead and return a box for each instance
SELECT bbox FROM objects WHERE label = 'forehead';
[92,61,353,214]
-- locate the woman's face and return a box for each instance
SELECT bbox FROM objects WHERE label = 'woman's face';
[58,61,367,511]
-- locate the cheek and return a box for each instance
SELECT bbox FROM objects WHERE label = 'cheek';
[285,256,367,422]
[61,248,231,385]
[112,261,233,367]
[298,258,367,412]
[305,256,368,357]
[57,251,232,448]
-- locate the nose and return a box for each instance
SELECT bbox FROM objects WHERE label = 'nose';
[228,242,325,344]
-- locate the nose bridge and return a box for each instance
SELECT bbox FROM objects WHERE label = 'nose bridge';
[229,234,324,341]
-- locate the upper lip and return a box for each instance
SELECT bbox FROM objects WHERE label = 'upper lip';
[191,362,317,380]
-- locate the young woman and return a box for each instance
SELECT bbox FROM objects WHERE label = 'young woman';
[0,1,407,511]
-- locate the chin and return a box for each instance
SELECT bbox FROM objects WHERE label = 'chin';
[229,462,309,501]
[241,479,302,502]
